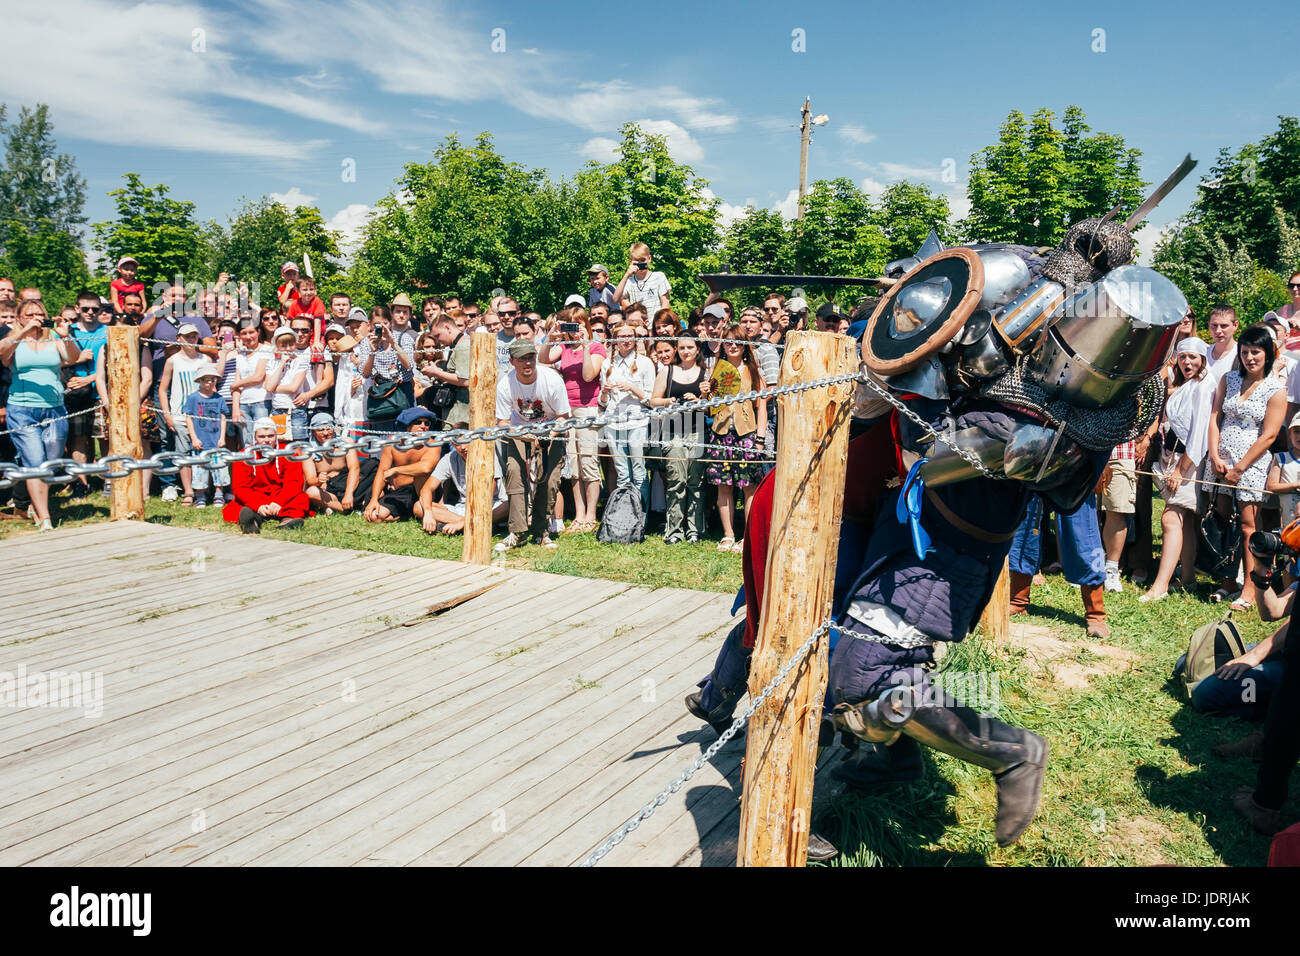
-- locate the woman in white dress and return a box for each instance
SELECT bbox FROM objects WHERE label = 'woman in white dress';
[1207,324,1288,610]
[1141,337,1213,602]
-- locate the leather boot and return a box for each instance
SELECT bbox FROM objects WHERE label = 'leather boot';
[684,691,740,739]
[1009,572,1033,616]
[831,737,924,790]
[1081,584,1109,639]
[901,706,1049,847]
[806,831,839,863]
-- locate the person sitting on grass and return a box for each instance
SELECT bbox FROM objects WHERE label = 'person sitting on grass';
[222,417,312,533]
[364,406,441,523]
[303,411,376,515]
[419,421,508,535]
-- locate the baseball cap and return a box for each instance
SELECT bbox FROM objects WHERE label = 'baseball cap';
[272,325,296,342]
[309,412,336,430]
[396,407,439,427]
[563,293,586,308]
[587,263,609,276]
[116,255,138,269]
[786,296,808,314]
[1290,412,1300,431]
[508,339,538,360]
[177,323,199,336]
[816,302,842,319]
[702,303,728,322]
[324,323,346,337]
[346,307,367,324]
[194,361,221,380]
[281,262,299,275]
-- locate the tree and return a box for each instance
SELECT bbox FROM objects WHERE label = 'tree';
[963,106,1145,246]
[0,103,88,310]
[794,177,890,281]
[92,173,208,296]
[209,198,342,309]
[873,182,952,261]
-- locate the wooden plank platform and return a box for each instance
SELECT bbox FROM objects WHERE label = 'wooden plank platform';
[0,521,784,866]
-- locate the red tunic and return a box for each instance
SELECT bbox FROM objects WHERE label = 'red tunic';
[222,451,312,523]
[741,416,900,649]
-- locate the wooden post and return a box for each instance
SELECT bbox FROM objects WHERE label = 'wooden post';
[737,330,856,867]
[980,559,1010,641]
[461,330,498,565]
[107,325,144,520]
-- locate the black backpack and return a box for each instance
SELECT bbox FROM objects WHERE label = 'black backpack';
[597,486,646,544]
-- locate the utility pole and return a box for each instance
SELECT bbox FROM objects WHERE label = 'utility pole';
[797,98,811,223]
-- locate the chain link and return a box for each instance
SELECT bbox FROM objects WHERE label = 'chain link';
[579,620,833,867]
[0,370,864,488]
[0,401,101,437]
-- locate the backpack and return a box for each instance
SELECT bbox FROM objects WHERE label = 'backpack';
[1177,610,1249,700]
[596,486,646,544]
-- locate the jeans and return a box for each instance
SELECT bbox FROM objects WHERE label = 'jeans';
[239,399,270,448]
[149,385,177,489]
[604,416,648,506]
[288,407,309,441]
[1009,494,1106,586]
[1190,652,1283,718]
[6,403,69,467]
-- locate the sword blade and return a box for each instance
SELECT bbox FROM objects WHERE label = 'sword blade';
[1124,153,1197,231]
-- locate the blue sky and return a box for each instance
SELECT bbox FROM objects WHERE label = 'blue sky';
[3,0,1296,265]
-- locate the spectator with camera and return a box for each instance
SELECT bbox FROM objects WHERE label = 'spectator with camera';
[539,305,605,534]
[614,243,671,322]
[357,305,414,431]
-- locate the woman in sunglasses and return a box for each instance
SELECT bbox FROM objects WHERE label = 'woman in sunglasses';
[705,325,766,553]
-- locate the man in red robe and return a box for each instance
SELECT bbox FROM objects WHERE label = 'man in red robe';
[222,418,312,533]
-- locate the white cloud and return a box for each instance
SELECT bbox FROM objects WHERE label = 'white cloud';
[860,178,888,200]
[877,161,943,181]
[327,203,376,263]
[839,124,876,145]
[631,119,703,163]
[700,188,750,229]
[773,188,800,220]
[269,187,319,209]
[579,137,620,162]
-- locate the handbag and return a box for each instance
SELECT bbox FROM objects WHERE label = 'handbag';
[368,377,411,421]
[1196,501,1243,579]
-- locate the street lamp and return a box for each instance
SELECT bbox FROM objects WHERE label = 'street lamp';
[798,100,829,222]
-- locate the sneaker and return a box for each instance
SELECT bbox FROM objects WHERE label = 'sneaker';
[686,534,700,544]
[549,517,564,533]
[535,533,557,549]
[1104,571,1122,593]
[161,486,179,502]
[102,480,112,497]
[493,533,521,553]
[194,496,208,509]
[277,517,304,529]
[664,533,683,545]
[212,492,225,508]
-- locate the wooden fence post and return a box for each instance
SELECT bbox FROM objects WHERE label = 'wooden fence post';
[737,330,856,867]
[462,330,498,564]
[107,325,144,520]
[980,560,1011,641]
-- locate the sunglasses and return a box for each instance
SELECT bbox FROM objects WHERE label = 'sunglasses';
[464,311,480,319]
[498,309,520,317]
[1290,283,1300,290]
[77,306,98,313]
[292,326,312,333]
[763,306,781,313]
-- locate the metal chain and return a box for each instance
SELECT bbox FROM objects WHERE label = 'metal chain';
[0,401,101,437]
[0,370,864,489]
[855,371,1002,480]
[579,619,833,867]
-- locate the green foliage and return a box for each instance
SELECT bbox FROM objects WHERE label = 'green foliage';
[963,105,1145,246]
[92,173,209,297]
[208,198,342,309]
[875,182,952,261]
[1153,116,1300,324]
[0,103,88,310]
[794,178,891,299]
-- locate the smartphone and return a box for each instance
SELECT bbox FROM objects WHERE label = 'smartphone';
[560,322,580,333]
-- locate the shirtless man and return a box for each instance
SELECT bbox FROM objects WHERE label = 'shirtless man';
[364,407,441,522]
[303,412,374,514]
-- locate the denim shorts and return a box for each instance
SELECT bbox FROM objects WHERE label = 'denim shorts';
[6,403,70,468]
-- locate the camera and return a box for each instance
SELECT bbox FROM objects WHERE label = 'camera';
[1250,530,1294,559]
[634,260,649,269]
[560,322,581,334]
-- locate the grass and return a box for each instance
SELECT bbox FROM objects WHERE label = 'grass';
[6,488,1286,866]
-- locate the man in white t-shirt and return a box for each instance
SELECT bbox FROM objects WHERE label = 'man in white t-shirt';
[420,425,509,535]
[614,242,671,322]
[494,338,571,550]
[1206,305,1239,384]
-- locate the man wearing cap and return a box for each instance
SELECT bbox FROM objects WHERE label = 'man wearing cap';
[335,308,371,430]
[110,256,144,314]
[277,263,300,310]
[816,302,849,334]
[224,417,311,532]
[699,303,728,372]
[364,407,441,523]
[587,265,617,310]
[304,412,375,515]
[264,324,309,439]
[782,296,808,341]
[180,361,231,508]
[495,338,571,550]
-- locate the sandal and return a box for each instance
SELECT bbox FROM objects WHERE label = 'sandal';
[181,494,195,507]
[730,538,744,554]
[717,537,735,552]
[1209,587,1239,604]
[1230,599,1255,612]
